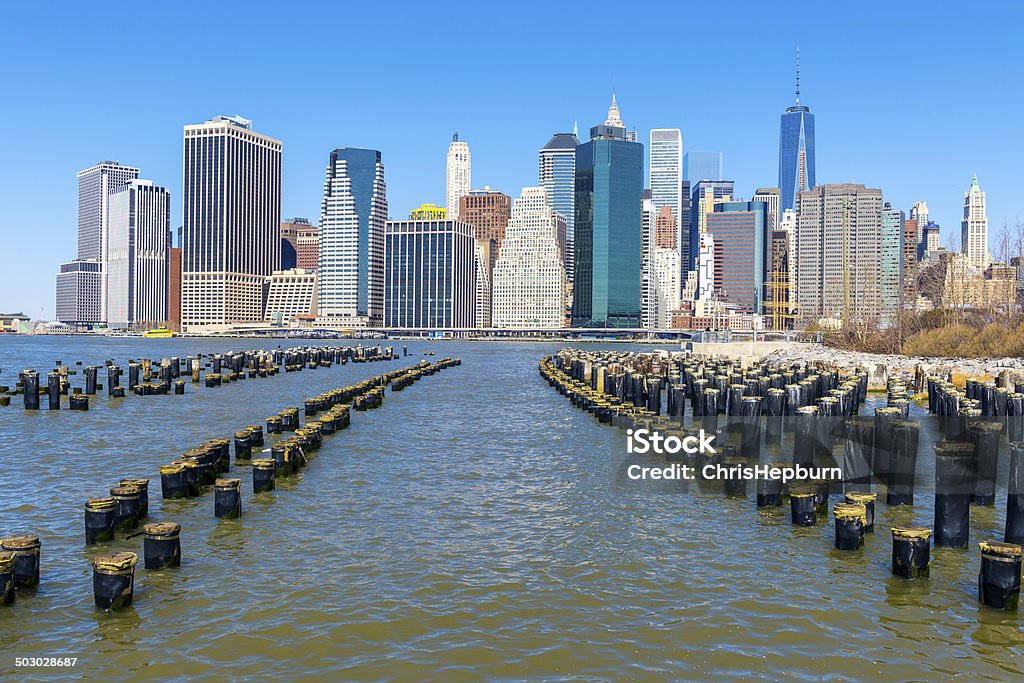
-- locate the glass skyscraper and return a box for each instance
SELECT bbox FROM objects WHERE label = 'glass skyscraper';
[682,151,722,183]
[539,132,579,284]
[778,55,816,213]
[572,101,643,328]
[688,180,735,270]
[706,201,769,313]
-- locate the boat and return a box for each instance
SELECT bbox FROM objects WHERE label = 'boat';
[142,327,175,338]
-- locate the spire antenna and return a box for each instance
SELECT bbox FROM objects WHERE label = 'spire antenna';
[795,46,801,105]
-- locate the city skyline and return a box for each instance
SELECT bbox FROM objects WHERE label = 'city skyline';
[3,1,1021,318]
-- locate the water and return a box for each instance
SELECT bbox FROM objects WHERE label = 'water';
[0,337,1022,680]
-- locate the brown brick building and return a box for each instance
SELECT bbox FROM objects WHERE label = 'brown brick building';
[459,189,511,258]
[281,218,319,271]
[168,247,182,330]
[654,206,676,250]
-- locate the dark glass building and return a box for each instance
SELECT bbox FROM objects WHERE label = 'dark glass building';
[706,201,769,314]
[688,180,735,270]
[571,114,643,328]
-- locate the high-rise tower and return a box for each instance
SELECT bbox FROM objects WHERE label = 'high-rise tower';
[961,174,988,268]
[445,133,471,220]
[778,48,816,214]
[539,132,579,283]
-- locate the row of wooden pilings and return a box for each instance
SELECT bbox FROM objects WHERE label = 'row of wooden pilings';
[1,357,460,610]
[1,345,399,410]
[539,349,1022,611]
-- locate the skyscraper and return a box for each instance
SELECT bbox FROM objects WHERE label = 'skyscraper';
[281,218,319,271]
[181,116,282,329]
[56,161,140,325]
[459,188,512,257]
[317,147,387,327]
[911,201,929,246]
[384,218,476,328]
[539,132,579,283]
[492,187,566,328]
[778,49,816,214]
[880,202,904,325]
[445,134,470,220]
[753,187,781,231]
[572,97,643,328]
[682,151,723,183]
[961,174,988,267]
[106,179,170,329]
[795,184,883,324]
[903,218,918,302]
[474,239,493,328]
[688,180,735,268]
[706,201,769,313]
[649,128,683,221]
[651,247,680,329]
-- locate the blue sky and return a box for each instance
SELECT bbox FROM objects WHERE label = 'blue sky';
[2,1,1021,318]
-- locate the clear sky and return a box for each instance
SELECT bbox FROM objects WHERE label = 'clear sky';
[2,1,1021,318]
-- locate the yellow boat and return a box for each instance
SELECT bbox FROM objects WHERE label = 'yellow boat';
[143,327,175,338]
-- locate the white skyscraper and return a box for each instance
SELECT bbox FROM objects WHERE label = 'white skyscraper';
[778,208,798,309]
[649,129,683,222]
[181,116,282,329]
[753,187,781,231]
[641,198,656,329]
[317,148,387,327]
[492,187,566,328]
[63,161,140,323]
[474,239,492,328]
[651,248,681,329]
[911,201,929,244]
[961,175,988,268]
[106,180,170,329]
[445,134,471,220]
[697,233,715,301]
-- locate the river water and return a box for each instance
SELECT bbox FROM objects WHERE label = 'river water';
[0,337,1021,681]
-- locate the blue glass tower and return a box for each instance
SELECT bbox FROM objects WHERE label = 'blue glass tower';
[778,50,815,214]
[572,99,643,328]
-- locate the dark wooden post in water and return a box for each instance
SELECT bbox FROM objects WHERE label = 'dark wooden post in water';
[91,552,137,610]
[790,484,816,526]
[978,542,1022,610]
[143,523,181,569]
[1007,443,1024,545]
[0,552,15,605]
[887,421,920,505]
[833,502,866,550]
[214,479,242,518]
[845,492,876,532]
[22,371,39,410]
[84,498,117,544]
[0,535,41,587]
[970,421,1002,506]
[934,440,977,548]
[891,526,932,578]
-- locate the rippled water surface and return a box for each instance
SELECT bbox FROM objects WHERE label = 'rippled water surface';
[0,337,1021,681]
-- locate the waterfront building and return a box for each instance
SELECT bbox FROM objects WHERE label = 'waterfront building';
[880,202,904,325]
[707,201,769,314]
[55,259,102,327]
[961,174,988,268]
[0,313,31,334]
[795,183,884,324]
[459,188,512,258]
[649,128,683,221]
[475,239,493,328]
[688,180,735,268]
[539,132,579,283]
[492,187,565,328]
[281,218,318,271]
[264,268,317,324]
[778,49,816,213]
[384,219,476,329]
[168,247,181,331]
[571,97,643,328]
[181,116,282,329]
[409,204,447,221]
[445,134,471,220]
[317,147,387,327]
[682,151,723,183]
[106,179,170,330]
[56,161,140,324]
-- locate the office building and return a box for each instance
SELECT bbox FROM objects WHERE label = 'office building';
[539,132,579,283]
[572,98,643,328]
[281,218,318,271]
[903,218,918,301]
[459,188,512,258]
[168,247,181,331]
[445,134,471,220]
[697,233,715,300]
[641,198,657,329]
[317,147,387,327]
[753,187,781,231]
[651,247,680,329]
[265,268,317,324]
[181,116,282,329]
[649,128,683,220]
[492,187,566,328]
[682,151,723,183]
[795,184,884,324]
[106,180,170,329]
[962,174,988,268]
[778,49,816,213]
[384,219,476,328]
[920,222,941,261]
[880,202,904,325]
[689,180,735,268]
[707,201,769,313]
[55,259,103,327]
[475,239,493,328]
[911,201,929,245]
